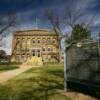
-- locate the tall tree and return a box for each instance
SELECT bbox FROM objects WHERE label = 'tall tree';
[0,12,17,41]
[71,24,91,42]
[45,8,95,43]
[45,10,62,36]
[0,50,6,61]
[98,32,100,41]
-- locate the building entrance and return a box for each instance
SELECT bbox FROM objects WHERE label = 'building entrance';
[32,49,41,57]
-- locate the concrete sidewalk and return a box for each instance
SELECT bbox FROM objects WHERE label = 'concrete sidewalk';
[0,64,39,84]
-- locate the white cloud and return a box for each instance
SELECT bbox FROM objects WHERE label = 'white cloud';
[0,0,100,55]
[0,33,12,55]
[76,0,98,11]
[62,26,72,35]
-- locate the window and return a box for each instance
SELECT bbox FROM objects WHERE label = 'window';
[22,38,25,41]
[22,38,26,46]
[42,47,45,51]
[52,39,56,44]
[27,38,30,44]
[47,38,51,43]
[48,48,51,51]
[33,40,35,43]
[62,57,64,59]
[32,38,35,43]
[16,38,20,44]
[25,49,29,52]
[22,53,25,55]
[32,50,35,56]
[37,50,40,57]
[37,40,40,43]
[42,38,46,43]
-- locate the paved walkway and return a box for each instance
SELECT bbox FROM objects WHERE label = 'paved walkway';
[0,64,39,84]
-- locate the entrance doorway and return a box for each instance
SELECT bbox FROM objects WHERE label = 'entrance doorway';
[32,49,41,57]
[32,50,35,56]
[37,50,40,57]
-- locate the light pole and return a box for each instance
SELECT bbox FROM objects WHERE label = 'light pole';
[97,42,100,70]
[64,45,67,91]
[64,44,71,91]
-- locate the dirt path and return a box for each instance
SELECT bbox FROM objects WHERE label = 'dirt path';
[58,90,97,100]
[0,64,40,84]
[62,91,97,100]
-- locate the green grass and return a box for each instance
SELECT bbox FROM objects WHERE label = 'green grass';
[0,62,22,65]
[0,65,19,72]
[0,63,70,100]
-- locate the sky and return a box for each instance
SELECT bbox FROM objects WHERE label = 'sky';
[0,0,100,54]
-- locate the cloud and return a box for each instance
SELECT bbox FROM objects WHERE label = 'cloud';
[62,26,72,35]
[0,0,100,54]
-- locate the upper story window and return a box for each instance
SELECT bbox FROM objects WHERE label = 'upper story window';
[22,38,25,40]
[26,49,29,52]
[16,38,20,48]
[16,38,20,44]
[52,39,56,44]
[37,39,40,43]
[32,38,35,43]
[47,38,51,43]
[33,40,35,43]
[48,48,51,51]
[27,39,30,44]
[22,38,26,43]
[42,38,46,43]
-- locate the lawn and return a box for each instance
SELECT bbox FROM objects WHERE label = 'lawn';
[0,63,70,100]
[0,65,19,72]
[0,62,21,72]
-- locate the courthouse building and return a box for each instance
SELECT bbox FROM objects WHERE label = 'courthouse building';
[11,29,61,62]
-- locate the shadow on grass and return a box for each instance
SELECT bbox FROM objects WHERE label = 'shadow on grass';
[45,65,100,99]
[47,69,64,78]
[67,80,100,99]
[0,66,69,100]
[15,69,64,100]
[41,67,100,99]
[0,65,99,100]
[16,77,64,100]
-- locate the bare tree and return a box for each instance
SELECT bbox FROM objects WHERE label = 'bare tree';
[45,10,62,36]
[45,7,95,37]
[45,8,82,36]
[44,9,63,62]
[0,12,17,41]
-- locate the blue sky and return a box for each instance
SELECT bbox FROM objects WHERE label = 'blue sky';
[0,0,100,32]
[0,0,100,54]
